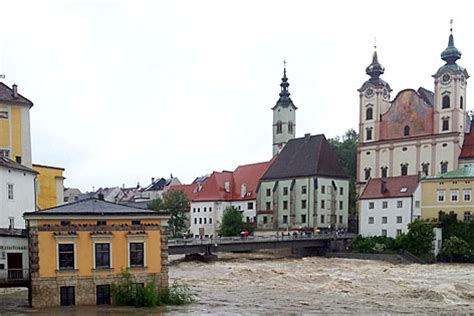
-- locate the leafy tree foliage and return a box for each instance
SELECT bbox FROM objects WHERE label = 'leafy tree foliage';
[219,206,246,237]
[443,236,473,262]
[148,190,189,237]
[403,220,434,259]
[438,212,474,262]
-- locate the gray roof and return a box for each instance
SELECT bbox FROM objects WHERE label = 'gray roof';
[24,198,167,217]
[417,87,434,107]
[261,134,348,180]
[0,82,33,106]
[0,156,38,174]
[0,228,27,237]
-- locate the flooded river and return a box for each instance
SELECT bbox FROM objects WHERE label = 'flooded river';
[1,254,474,314]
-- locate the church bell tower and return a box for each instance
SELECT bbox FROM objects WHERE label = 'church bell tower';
[272,62,297,156]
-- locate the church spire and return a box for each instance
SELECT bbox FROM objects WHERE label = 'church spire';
[441,20,462,65]
[365,44,385,80]
[273,60,295,109]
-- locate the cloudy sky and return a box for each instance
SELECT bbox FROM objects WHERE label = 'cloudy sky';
[0,0,472,191]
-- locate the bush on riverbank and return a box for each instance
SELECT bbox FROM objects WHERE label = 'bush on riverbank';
[111,271,196,307]
[439,212,474,263]
[350,220,435,262]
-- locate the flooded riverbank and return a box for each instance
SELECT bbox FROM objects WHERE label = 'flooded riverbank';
[1,254,473,314]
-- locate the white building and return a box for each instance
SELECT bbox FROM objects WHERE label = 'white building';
[0,156,37,229]
[359,175,421,238]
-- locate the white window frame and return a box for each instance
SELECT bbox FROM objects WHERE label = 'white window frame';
[382,216,387,224]
[397,201,403,208]
[396,216,403,224]
[7,183,14,200]
[55,236,77,271]
[369,202,374,209]
[382,201,388,209]
[127,236,147,269]
[464,190,471,202]
[437,191,445,202]
[368,217,374,224]
[451,190,458,202]
[91,235,113,270]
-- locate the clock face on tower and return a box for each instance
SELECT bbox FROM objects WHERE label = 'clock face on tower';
[442,73,451,85]
[365,88,374,98]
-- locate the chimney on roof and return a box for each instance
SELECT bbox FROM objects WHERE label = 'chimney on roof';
[137,182,140,189]
[381,179,387,194]
[12,83,18,99]
[151,177,155,184]
[170,173,173,179]
[98,193,104,200]
[304,133,311,141]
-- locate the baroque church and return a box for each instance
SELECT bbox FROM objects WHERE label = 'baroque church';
[357,27,471,190]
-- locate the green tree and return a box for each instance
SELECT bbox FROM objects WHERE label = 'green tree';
[328,129,358,229]
[163,190,189,238]
[404,220,434,260]
[147,197,164,211]
[219,206,245,237]
[443,236,473,262]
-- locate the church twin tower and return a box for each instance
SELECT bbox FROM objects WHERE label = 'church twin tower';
[357,27,469,186]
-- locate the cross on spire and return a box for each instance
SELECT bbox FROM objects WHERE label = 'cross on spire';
[450,19,453,34]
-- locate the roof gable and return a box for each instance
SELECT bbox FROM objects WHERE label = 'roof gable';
[261,134,347,180]
[359,176,419,200]
[0,82,33,107]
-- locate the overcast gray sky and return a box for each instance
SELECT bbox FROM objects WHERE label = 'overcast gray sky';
[0,0,472,191]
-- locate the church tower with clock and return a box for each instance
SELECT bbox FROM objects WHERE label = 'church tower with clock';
[356,26,470,191]
[272,64,297,156]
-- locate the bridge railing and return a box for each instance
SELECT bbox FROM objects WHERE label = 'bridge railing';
[0,268,30,283]
[169,232,356,247]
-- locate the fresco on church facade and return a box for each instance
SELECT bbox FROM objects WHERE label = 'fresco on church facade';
[380,89,433,140]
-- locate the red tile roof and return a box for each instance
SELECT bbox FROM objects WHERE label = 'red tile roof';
[173,161,272,203]
[460,120,474,159]
[359,175,419,200]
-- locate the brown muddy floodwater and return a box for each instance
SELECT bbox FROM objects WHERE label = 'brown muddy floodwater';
[1,254,474,314]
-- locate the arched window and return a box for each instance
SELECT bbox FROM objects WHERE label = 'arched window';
[401,163,408,176]
[364,168,371,180]
[276,121,282,134]
[441,161,448,174]
[366,107,373,120]
[421,162,430,176]
[404,125,410,136]
[288,121,294,134]
[442,95,450,109]
[460,96,464,109]
[381,166,388,178]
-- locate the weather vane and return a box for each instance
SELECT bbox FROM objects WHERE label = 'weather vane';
[374,37,377,50]
[450,19,453,33]
[283,59,287,69]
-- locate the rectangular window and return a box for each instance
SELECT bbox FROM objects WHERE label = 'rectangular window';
[197,208,200,213]
[397,216,403,224]
[321,214,325,223]
[382,216,387,224]
[321,185,325,194]
[339,215,343,224]
[204,218,207,224]
[266,189,271,197]
[283,201,288,210]
[382,201,388,209]
[369,202,374,209]
[0,149,10,158]
[96,285,111,305]
[321,200,325,209]
[437,191,445,202]
[247,202,253,210]
[263,216,268,224]
[339,201,343,210]
[366,128,372,140]
[204,207,207,212]
[193,208,196,213]
[209,207,212,212]
[301,200,307,209]
[0,111,8,119]
[266,202,271,210]
[199,218,202,224]
[442,119,449,131]
[301,214,306,223]
[8,217,14,230]
[194,218,197,224]
[415,200,420,208]
[95,243,110,269]
[60,286,75,306]
[464,190,471,202]
[302,185,307,194]
[397,201,403,208]
[396,229,402,237]
[7,184,13,200]
[283,215,288,224]
[464,212,471,222]
[451,190,458,202]
[339,187,343,195]
[129,243,144,267]
[381,229,387,237]
[209,218,212,224]
[368,217,374,224]
[283,187,288,195]
[58,244,75,270]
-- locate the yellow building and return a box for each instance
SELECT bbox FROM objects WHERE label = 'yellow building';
[421,166,474,222]
[23,198,170,307]
[0,83,33,167]
[32,164,65,210]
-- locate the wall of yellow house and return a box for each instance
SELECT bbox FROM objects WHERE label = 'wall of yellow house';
[36,218,163,278]
[33,164,65,210]
[421,179,474,220]
[11,106,22,159]
[0,105,10,148]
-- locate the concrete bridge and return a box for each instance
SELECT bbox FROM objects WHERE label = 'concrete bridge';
[168,233,357,256]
